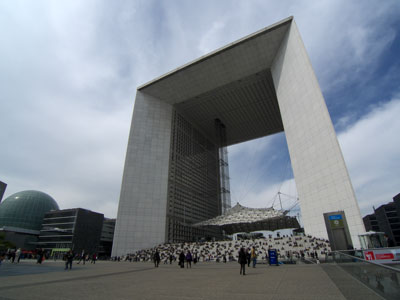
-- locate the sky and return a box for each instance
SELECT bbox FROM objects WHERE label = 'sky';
[0,0,399,220]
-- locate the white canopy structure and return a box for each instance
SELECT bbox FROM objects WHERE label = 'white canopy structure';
[194,203,299,234]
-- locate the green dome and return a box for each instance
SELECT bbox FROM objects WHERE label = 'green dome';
[0,190,59,231]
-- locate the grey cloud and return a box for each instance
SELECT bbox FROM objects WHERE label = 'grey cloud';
[1,0,399,219]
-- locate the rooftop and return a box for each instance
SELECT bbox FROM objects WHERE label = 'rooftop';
[138,17,294,146]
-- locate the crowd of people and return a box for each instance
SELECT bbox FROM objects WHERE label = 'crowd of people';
[0,247,98,270]
[1,234,331,273]
[115,234,331,266]
[0,248,23,265]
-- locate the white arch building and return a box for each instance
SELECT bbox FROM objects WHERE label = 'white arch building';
[112,17,365,256]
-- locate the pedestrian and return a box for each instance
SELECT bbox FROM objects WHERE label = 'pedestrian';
[251,247,257,268]
[238,247,247,275]
[246,249,251,267]
[91,253,97,264]
[11,249,16,263]
[153,250,160,267]
[384,234,395,247]
[186,250,192,268]
[179,251,185,268]
[36,248,44,264]
[65,250,74,270]
[77,250,86,265]
[16,248,22,263]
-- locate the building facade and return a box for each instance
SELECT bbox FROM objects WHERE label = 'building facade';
[0,181,6,203]
[112,17,365,256]
[363,214,380,232]
[98,218,116,258]
[0,190,59,250]
[37,208,104,254]
[363,193,400,246]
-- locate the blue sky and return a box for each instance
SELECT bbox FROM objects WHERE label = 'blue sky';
[0,0,399,219]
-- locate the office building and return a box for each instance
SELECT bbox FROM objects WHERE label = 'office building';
[98,218,115,258]
[363,193,400,246]
[0,181,6,203]
[363,214,380,232]
[112,17,365,256]
[37,208,104,254]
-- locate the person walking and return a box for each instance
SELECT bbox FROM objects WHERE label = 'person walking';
[238,248,247,275]
[251,247,257,268]
[153,250,160,267]
[179,251,185,268]
[15,248,22,263]
[186,250,192,268]
[246,249,251,267]
[77,250,86,265]
[0,251,5,267]
[91,253,97,264]
[10,249,16,263]
[65,250,74,270]
[36,248,44,264]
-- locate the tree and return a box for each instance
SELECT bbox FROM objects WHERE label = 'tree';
[0,232,16,251]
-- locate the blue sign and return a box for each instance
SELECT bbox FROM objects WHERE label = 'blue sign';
[329,214,342,220]
[268,249,278,265]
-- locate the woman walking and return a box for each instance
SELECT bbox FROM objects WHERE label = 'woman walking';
[238,248,247,276]
[179,251,185,268]
[186,250,192,268]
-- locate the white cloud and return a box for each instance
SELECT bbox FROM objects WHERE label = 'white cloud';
[198,21,226,54]
[0,0,399,221]
[229,98,400,218]
[338,98,400,214]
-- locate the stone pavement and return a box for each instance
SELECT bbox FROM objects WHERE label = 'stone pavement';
[0,260,383,300]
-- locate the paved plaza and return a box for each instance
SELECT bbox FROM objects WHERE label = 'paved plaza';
[0,260,383,300]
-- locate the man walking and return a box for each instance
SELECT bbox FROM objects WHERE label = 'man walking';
[77,250,85,265]
[65,250,74,270]
[153,250,160,267]
[251,247,257,268]
[238,248,247,276]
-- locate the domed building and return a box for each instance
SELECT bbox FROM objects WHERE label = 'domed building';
[0,190,59,250]
[0,190,59,231]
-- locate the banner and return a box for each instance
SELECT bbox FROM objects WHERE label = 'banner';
[363,248,400,264]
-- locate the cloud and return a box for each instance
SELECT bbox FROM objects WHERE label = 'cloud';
[0,0,399,221]
[229,97,400,220]
[291,0,399,92]
[338,97,400,214]
[228,133,293,205]
[198,21,226,54]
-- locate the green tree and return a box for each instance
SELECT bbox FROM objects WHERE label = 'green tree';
[0,232,16,251]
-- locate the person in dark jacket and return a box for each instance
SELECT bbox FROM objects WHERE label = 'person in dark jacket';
[65,250,74,270]
[36,248,44,264]
[91,253,97,264]
[246,249,251,267]
[238,248,247,275]
[179,251,185,268]
[153,250,160,267]
[186,251,192,268]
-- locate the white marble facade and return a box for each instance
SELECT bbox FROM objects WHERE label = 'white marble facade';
[112,92,173,256]
[112,17,365,256]
[271,21,365,248]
